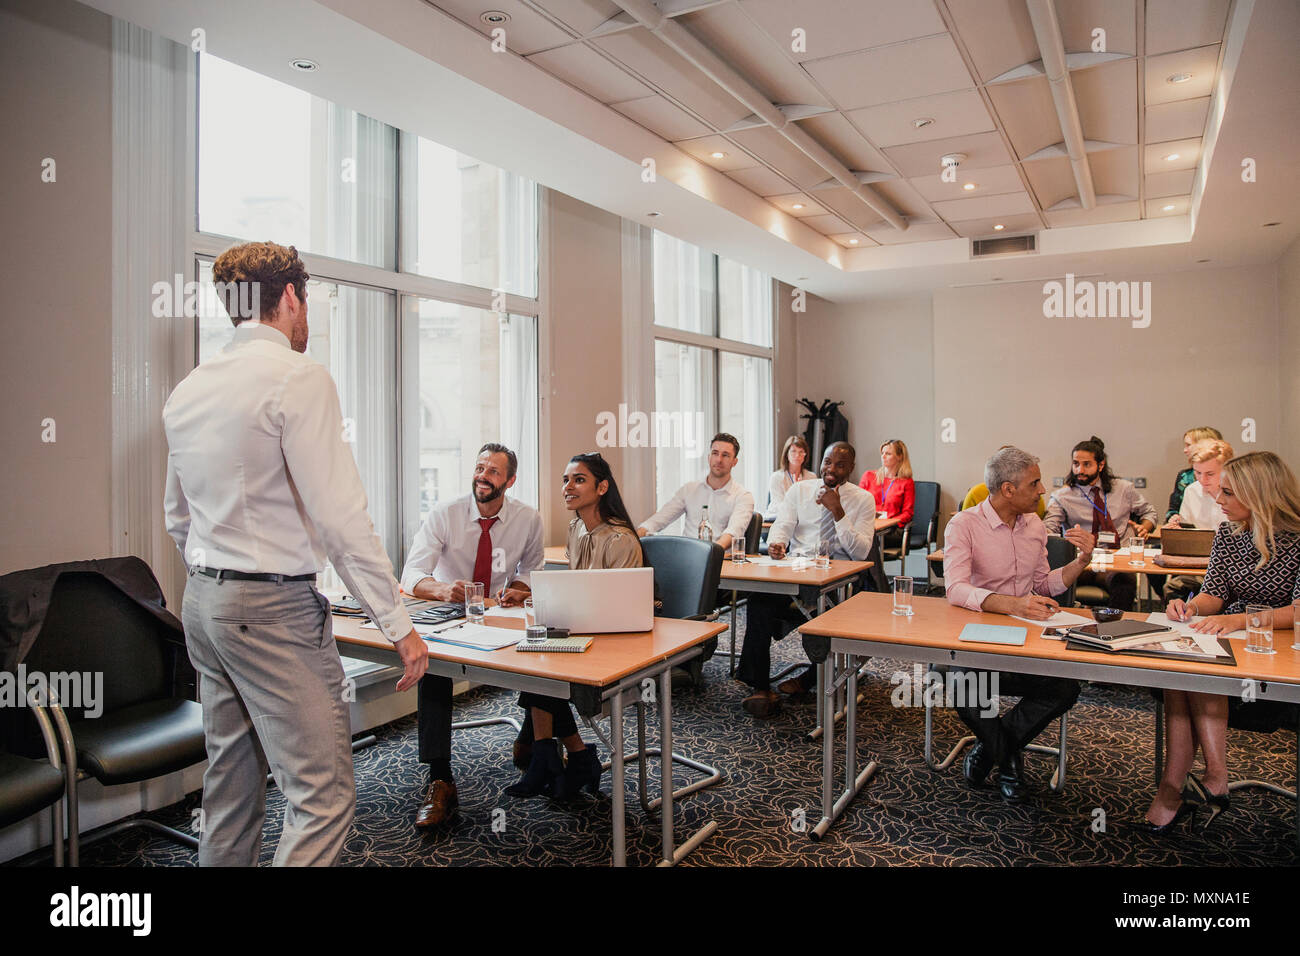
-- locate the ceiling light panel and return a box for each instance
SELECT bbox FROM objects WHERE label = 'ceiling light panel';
[767,192,827,217]
[1145,45,1220,105]
[1143,137,1201,172]
[1146,195,1190,217]
[676,134,756,170]
[845,89,994,148]
[1145,0,1231,56]
[528,43,652,103]
[802,34,975,111]
[944,0,1037,83]
[737,0,947,64]
[947,212,1042,238]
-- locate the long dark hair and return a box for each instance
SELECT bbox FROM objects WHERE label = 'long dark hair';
[568,453,635,530]
[1066,436,1115,493]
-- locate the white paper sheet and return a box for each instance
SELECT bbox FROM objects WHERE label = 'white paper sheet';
[1011,610,1093,629]
[1146,612,1239,655]
[485,605,528,620]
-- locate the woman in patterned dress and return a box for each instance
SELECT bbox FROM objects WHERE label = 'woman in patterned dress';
[1144,452,1300,832]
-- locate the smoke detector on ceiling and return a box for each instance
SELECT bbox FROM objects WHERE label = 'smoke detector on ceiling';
[940,153,967,170]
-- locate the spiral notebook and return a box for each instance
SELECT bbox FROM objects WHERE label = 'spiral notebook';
[514,636,593,653]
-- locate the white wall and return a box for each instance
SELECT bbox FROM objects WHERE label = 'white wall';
[1279,236,1300,465]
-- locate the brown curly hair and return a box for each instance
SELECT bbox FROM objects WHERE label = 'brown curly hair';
[211,241,310,325]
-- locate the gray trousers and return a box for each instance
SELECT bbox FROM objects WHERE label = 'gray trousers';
[182,572,355,866]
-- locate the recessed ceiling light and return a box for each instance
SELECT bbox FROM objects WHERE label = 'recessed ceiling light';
[848,238,859,245]
[480,10,510,24]
[710,151,726,159]
[991,277,1002,282]
[797,276,808,281]
[1164,153,1181,162]
[1167,72,1194,84]
[1263,221,1282,227]
[1162,204,1176,212]
[290,58,318,72]
[993,223,1005,231]
[962,183,977,191]
[1196,258,1211,263]
[912,117,935,129]
[646,212,660,218]
[792,203,804,210]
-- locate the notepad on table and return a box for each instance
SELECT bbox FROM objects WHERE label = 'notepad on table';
[514,636,593,653]
[958,623,1028,646]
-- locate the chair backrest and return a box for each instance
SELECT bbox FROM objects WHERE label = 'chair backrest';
[22,572,174,721]
[1046,535,1078,607]
[908,481,941,548]
[640,536,723,619]
[743,512,763,553]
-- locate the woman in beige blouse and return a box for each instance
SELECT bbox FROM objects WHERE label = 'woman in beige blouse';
[507,453,643,801]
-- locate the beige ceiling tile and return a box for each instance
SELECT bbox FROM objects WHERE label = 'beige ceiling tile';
[737,0,947,63]
[766,192,829,217]
[986,76,1063,159]
[1057,0,1136,55]
[1073,59,1137,144]
[1089,146,1139,199]
[728,126,834,189]
[1145,0,1230,56]
[1145,97,1210,142]
[812,185,889,230]
[1147,195,1192,217]
[677,5,831,109]
[528,43,651,103]
[1144,137,1201,173]
[1023,155,1079,209]
[535,0,624,36]
[945,0,1037,82]
[676,134,756,171]
[932,192,1036,220]
[433,0,576,55]
[865,221,958,244]
[910,164,1026,201]
[845,90,994,148]
[796,112,892,172]
[726,165,798,196]
[611,95,712,140]
[1044,200,1140,226]
[800,213,851,234]
[947,212,1042,239]
[882,131,1012,178]
[593,29,753,129]
[1145,46,1220,106]
[803,35,975,111]
[868,179,936,219]
[1144,168,1196,198]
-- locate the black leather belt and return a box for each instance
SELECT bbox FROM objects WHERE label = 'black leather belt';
[193,567,316,584]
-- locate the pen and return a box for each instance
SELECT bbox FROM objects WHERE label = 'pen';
[1174,589,1198,622]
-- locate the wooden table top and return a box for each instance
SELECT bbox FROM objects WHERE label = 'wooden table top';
[928,548,1206,577]
[543,545,871,587]
[334,613,726,688]
[798,591,1300,687]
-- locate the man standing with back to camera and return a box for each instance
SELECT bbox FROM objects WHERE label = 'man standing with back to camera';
[164,241,428,866]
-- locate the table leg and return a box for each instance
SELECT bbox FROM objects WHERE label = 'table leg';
[813,654,835,840]
[729,589,739,677]
[612,686,625,868]
[660,668,674,865]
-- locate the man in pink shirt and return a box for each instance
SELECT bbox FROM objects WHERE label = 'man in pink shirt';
[943,446,1095,803]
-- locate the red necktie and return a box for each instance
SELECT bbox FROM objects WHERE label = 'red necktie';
[472,517,499,592]
[1090,487,1115,536]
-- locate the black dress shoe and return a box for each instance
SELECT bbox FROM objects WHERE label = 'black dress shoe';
[997,752,1026,804]
[962,742,993,789]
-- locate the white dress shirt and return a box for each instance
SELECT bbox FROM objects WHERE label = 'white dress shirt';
[768,480,875,560]
[765,468,817,519]
[164,324,413,643]
[640,476,756,543]
[400,494,544,596]
[1179,481,1228,529]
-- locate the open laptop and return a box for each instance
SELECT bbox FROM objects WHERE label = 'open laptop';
[1161,527,1215,557]
[529,568,655,634]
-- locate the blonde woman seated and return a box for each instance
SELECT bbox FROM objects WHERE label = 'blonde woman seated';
[765,435,817,520]
[1144,452,1300,833]
[859,439,915,550]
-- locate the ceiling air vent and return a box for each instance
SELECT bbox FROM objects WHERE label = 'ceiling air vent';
[972,234,1036,258]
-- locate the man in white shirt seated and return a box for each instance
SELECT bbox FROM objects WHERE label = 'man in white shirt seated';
[636,432,756,550]
[1163,438,1233,602]
[737,442,875,718]
[399,443,544,828]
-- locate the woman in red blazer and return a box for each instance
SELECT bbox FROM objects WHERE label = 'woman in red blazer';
[859,439,915,550]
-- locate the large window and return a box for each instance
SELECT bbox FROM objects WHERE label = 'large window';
[652,233,775,512]
[195,53,540,580]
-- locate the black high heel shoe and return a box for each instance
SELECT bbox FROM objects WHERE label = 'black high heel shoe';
[559,743,603,798]
[1143,800,1197,835]
[1185,773,1231,831]
[506,738,564,798]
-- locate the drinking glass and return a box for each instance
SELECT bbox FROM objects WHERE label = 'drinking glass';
[1126,536,1144,566]
[1293,600,1300,651]
[1245,604,1274,655]
[523,598,536,628]
[815,537,831,570]
[730,537,746,565]
[524,624,549,646]
[465,582,485,624]
[893,576,914,617]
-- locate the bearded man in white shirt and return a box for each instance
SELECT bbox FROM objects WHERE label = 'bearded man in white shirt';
[400,443,544,827]
[164,242,427,866]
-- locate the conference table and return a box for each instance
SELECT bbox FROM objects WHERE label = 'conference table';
[797,591,1300,843]
[334,611,727,866]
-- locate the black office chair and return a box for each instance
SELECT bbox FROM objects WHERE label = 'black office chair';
[642,536,724,687]
[922,534,1078,793]
[0,697,68,865]
[743,513,763,555]
[18,564,206,864]
[881,481,940,584]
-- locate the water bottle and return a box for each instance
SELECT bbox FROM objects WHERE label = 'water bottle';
[697,505,714,542]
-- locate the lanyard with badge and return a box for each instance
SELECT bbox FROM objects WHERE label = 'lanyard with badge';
[1088,488,1119,549]
[877,477,896,521]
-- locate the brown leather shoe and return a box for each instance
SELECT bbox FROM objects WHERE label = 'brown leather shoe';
[415,780,459,827]
[742,690,781,718]
[777,677,808,696]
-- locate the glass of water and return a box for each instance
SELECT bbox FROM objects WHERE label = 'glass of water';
[524,624,549,646]
[815,537,832,570]
[465,582,485,624]
[730,537,746,564]
[1125,536,1144,566]
[1245,604,1274,655]
[523,598,536,628]
[893,576,914,617]
[1293,600,1300,651]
